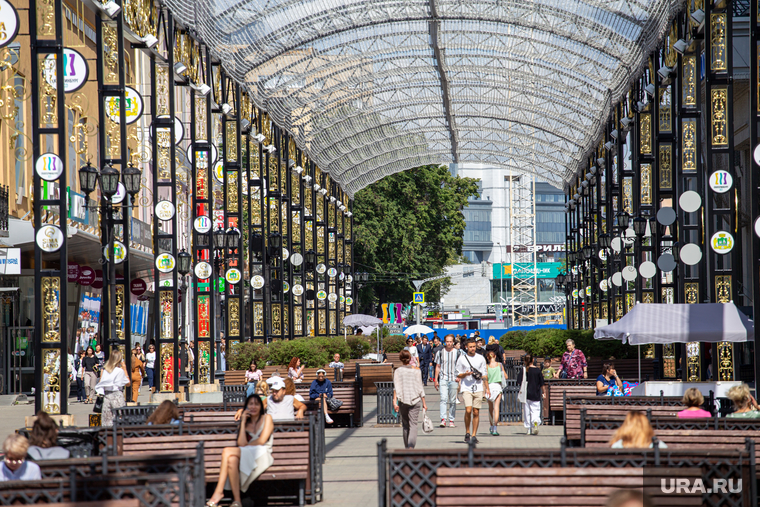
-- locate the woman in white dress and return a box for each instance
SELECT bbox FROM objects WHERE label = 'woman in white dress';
[206,394,274,507]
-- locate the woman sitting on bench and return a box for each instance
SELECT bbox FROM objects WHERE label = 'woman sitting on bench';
[206,394,274,507]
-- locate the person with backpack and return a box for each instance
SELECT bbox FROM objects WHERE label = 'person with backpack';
[433,335,462,427]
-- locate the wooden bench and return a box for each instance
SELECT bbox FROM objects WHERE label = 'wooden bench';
[295,381,363,427]
[436,467,703,506]
[356,363,393,394]
[564,395,689,441]
[225,366,358,386]
[113,418,321,506]
[544,380,597,425]
[222,370,248,385]
[380,444,755,507]
[580,414,760,469]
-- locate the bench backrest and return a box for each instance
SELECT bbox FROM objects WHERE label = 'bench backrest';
[436,466,702,506]
[356,363,393,394]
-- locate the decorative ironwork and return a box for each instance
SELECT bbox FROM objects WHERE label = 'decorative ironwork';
[622,178,632,213]
[682,118,697,172]
[41,277,60,342]
[710,13,727,72]
[682,56,697,107]
[228,298,240,337]
[661,287,674,304]
[271,303,281,336]
[640,164,652,205]
[659,145,672,191]
[115,284,125,342]
[226,121,237,162]
[36,0,55,37]
[710,87,728,146]
[615,298,623,319]
[156,66,169,116]
[685,283,699,304]
[227,170,238,212]
[102,25,120,84]
[625,293,635,311]
[160,291,173,339]
[42,348,61,414]
[715,275,731,303]
[639,113,652,154]
[663,344,676,378]
[160,343,174,392]
[644,344,655,359]
[642,292,654,304]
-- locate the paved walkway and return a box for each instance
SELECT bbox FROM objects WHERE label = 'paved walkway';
[0,386,564,507]
[320,386,563,506]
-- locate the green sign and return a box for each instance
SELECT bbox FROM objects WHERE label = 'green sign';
[492,262,562,280]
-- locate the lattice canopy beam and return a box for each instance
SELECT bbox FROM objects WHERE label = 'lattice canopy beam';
[168,0,683,195]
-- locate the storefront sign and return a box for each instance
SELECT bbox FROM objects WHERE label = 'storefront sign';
[92,269,104,289]
[104,86,144,124]
[36,225,64,253]
[35,153,64,181]
[79,266,95,286]
[67,262,80,282]
[493,262,562,280]
[0,0,20,49]
[0,248,20,275]
[130,278,147,296]
[43,48,89,92]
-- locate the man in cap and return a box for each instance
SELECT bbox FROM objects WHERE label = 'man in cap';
[310,368,335,424]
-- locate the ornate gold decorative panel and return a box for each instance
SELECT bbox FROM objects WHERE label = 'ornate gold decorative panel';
[640,164,652,205]
[625,293,635,311]
[644,344,655,359]
[228,298,240,337]
[198,341,210,384]
[710,87,728,146]
[197,295,210,338]
[115,285,125,342]
[642,292,654,304]
[682,56,697,107]
[717,341,734,380]
[227,171,239,212]
[710,13,727,72]
[42,277,61,342]
[226,121,238,162]
[682,119,697,172]
[658,88,672,133]
[639,114,652,154]
[283,306,289,335]
[318,309,326,335]
[102,25,120,84]
[253,302,264,337]
[36,0,55,36]
[622,178,633,214]
[658,145,672,191]
[661,287,674,304]
[160,343,174,392]
[685,283,699,304]
[294,306,303,335]
[686,342,701,382]
[615,298,623,320]
[156,66,170,116]
[195,97,207,141]
[715,275,731,303]
[160,291,173,339]
[42,349,61,414]
[292,211,301,243]
[196,149,208,199]
[271,304,281,336]
[663,344,676,378]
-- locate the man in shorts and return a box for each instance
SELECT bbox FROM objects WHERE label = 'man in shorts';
[456,338,489,444]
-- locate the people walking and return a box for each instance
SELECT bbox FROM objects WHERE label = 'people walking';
[485,351,508,435]
[456,338,489,443]
[392,350,427,449]
[404,337,419,367]
[145,344,156,393]
[130,347,146,402]
[95,349,130,427]
[434,335,461,427]
[75,350,86,402]
[416,336,432,386]
[82,346,99,403]
[560,339,587,379]
[517,354,544,435]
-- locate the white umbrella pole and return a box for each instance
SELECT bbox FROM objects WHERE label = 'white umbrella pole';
[638,345,641,383]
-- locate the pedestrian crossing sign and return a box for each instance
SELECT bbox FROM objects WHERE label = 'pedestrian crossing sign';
[413,292,425,304]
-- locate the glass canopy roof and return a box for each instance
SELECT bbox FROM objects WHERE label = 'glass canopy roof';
[167,0,682,195]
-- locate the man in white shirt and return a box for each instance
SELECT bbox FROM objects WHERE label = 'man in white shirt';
[434,335,462,427]
[328,353,344,369]
[456,338,489,444]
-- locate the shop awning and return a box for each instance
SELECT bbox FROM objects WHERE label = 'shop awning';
[594,303,754,345]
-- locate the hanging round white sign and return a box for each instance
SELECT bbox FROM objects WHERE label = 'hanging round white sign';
[35,153,64,181]
[103,240,127,264]
[155,200,176,221]
[194,216,212,234]
[292,284,304,296]
[104,86,144,124]
[290,253,303,266]
[36,225,63,253]
[316,263,327,274]
[155,253,176,273]
[328,293,338,303]
[194,261,212,279]
[108,182,126,205]
[43,48,89,92]
[252,275,265,289]
[0,0,20,49]
[710,231,734,254]
[708,170,733,194]
[225,268,242,284]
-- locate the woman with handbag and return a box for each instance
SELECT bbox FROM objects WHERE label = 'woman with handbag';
[392,350,427,449]
[94,349,130,427]
[485,351,508,436]
[517,354,545,435]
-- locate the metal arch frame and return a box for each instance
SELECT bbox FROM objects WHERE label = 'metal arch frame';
[429,0,457,162]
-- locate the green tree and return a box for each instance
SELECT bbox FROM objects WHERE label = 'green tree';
[354,164,480,309]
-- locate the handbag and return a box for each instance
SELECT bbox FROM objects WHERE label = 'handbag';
[517,367,528,404]
[463,355,483,381]
[421,408,434,434]
[93,395,104,413]
[326,397,343,411]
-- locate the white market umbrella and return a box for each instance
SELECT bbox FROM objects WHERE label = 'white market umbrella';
[403,324,435,336]
[343,314,383,327]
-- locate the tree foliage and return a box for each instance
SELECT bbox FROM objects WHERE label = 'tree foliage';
[353,164,480,309]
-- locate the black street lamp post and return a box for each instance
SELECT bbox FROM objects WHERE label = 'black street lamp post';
[177,249,192,387]
[212,226,226,373]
